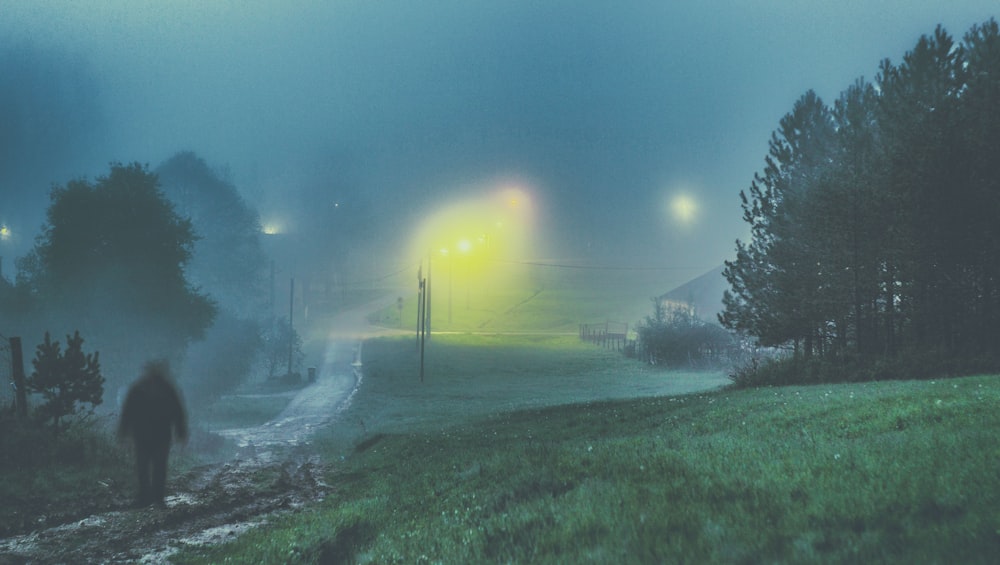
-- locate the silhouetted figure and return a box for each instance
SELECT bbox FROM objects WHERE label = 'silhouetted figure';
[118,360,188,508]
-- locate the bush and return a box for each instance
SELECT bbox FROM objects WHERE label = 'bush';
[637,298,736,368]
[727,347,1000,388]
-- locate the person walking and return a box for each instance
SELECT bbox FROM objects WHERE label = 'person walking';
[118,360,188,508]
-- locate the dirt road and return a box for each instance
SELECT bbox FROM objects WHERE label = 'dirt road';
[0,338,363,564]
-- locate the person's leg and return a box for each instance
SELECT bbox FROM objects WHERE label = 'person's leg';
[150,443,170,507]
[135,443,152,507]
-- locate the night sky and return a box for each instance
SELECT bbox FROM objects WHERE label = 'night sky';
[2,1,996,278]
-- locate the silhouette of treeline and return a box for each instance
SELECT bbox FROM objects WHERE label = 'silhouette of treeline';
[721,20,1000,380]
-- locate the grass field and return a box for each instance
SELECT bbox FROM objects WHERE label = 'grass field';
[176,335,1000,564]
[367,265,689,334]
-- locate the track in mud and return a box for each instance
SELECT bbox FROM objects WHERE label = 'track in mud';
[0,340,362,564]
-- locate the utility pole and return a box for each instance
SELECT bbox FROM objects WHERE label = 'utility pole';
[416,265,423,349]
[269,260,276,317]
[288,277,295,378]
[420,275,427,382]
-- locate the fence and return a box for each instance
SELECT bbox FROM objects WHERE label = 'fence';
[579,321,636,354]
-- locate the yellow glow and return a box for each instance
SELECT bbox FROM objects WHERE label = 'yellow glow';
[0,225,9,241]
[408,182,539,324]
[262,223,282,235]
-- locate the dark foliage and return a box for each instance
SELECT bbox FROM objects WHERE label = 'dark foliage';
[156,151,267,317]
[261,317,305,381]
[182,313,263,403]
[26,331,104,433]
[15,163,216,388]
[721,20,1000,382]
[637,298,736,368]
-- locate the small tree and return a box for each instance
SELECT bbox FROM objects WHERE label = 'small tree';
[27,331,104,433]
[638,298,736,368]
[261,317,304,381]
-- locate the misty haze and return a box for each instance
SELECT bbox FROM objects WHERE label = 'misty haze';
[2,2,999,563]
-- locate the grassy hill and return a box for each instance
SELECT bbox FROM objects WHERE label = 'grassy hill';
[176,336,1000,564]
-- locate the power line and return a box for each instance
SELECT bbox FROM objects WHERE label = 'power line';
[492,259,717,272]
[337,262,420,286]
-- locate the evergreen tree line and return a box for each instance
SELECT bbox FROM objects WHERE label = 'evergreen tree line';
[720,20,1000,379]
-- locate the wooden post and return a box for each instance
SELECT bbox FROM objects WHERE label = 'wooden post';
[288,278,295,378]
[10,337,28,421]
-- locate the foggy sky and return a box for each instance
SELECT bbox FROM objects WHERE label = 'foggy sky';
[2,1,997,279]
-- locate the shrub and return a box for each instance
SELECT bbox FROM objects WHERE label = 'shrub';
[26,331,104,434]
[637,298,736,368]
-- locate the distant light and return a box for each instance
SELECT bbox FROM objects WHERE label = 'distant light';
[263,224,282,235]
[457,239,472,254]
[0,225,9,241]
[669,194,698,226]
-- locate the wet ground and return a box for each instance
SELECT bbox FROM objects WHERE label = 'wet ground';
[0,297,411,564]
[0,339,363,565]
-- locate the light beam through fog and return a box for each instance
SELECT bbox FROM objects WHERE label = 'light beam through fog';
[409,182,538,301]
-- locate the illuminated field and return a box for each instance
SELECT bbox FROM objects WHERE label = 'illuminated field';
[369,263,703,334]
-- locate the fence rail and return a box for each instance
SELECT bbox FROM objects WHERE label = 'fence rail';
[579,321,635,354]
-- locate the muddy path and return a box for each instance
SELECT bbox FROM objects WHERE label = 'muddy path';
[0,338,364,565]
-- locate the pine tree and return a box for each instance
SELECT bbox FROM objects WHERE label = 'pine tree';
[720,90,835,355]
[27,331,104,433]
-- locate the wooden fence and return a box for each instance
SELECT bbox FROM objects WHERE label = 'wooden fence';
[579,321,635,354]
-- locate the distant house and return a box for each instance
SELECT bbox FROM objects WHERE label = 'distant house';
[658,265,728,324]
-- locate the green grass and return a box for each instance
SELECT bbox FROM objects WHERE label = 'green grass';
[175,337,1000,564]
[320,335,726,450]
[0,420,135,535]
[371,266,682,333]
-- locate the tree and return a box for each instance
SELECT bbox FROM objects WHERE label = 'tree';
[954,20,1000,354]
[27,331,104,433]
[821,79,889,358]
[155,152,267,317]
[721,90,836,356]
[877,25,964,354]
[261,317,305,381]
[17,162,216,389]
[722,20,1000,381]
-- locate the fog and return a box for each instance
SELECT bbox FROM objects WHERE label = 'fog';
[2,1,995,282]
